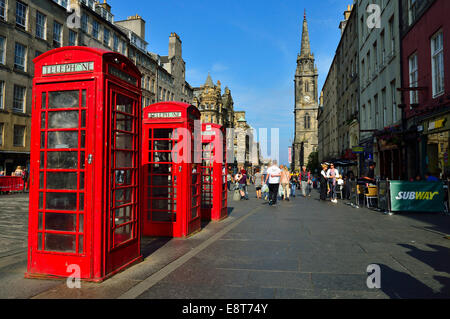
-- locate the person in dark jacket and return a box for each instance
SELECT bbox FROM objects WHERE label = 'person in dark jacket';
[319,164,328,201]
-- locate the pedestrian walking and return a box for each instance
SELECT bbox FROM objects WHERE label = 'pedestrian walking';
[327,163,340,203]
[22,168,29,193]
[290,173,298,198]
[280,166,291,201]
[238,169,249,200]
[300,166,312,198]
[227,171,232,191]
[265,160,281,206]
[320,164,328,201]
[254,168,263,199]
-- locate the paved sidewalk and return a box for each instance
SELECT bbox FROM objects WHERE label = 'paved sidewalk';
[1,189,450,299]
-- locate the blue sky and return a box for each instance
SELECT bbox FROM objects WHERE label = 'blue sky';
[109,0,349,165]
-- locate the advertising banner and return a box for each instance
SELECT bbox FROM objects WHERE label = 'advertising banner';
[389,181,445,213]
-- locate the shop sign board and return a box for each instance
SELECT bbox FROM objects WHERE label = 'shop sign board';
[389,181,445,213]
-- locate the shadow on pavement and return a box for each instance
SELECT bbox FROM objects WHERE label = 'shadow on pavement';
[140,237,171,259]
[378,264,437,299]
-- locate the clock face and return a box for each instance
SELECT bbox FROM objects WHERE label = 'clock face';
[304,96,311,103]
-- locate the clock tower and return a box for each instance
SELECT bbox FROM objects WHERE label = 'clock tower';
[292,11,319,171]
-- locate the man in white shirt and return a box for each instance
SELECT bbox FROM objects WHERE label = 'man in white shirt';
[326,163,340,203]
[265,160,282,206]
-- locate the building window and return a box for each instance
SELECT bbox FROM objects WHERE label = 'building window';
[431,30,445,97]
[0,123,3,146]
[35,50,43,58]
[69,30,77,46]
[0,36,5,64]
[391,80,397,123]
[92,20,99,39]
[113,34,119,51]
[0,0,6,20]
[409,53,418,105]
[13,85,26,113]
[381,88,387,127]
[304,113,311,129]
[408,0,417,26]
[103,28,110,47]
[0,80,4,109]
[15,1,27,29]
[13,125,25,147]
[53,22,62,48]
[14,43,26,71]
[36,11,46,39]
[81,13,88,32]
[389,16,395,54]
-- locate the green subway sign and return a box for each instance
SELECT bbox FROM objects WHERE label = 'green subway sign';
[389,181,445,213]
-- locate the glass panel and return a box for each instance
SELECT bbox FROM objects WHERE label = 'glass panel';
[114,188,132,207]
[81,131,86,149]
[114,206,132,224]
[116,133,133,150]
[151,175,172,187]
[48,131,78,149]
[151,164,172,174]
[116,95,133,114]
[45,213,77,232]
[81,90,86,107]
[42,92,47,109]
[41,132,46,149]
[38,233,43,250]
[46,172,78,190]
[191,207,198,219]
[40,152,45,169]
[150,187,170,198]
[154,140,172,151]
[116,113,133,132]
[116,151,133,168]
[47,152,78,169]
[45,233,76,253]
[39,193,43,209]
[48,91,79,109]
[152,211,173,222]
[114,170,132,186]
[78,235,84,254]
[152,199,175,211]
[79,214,84,233]
[154,152,172,163]
[79,193,84,211]
[81,110,86,128]
[80,152,85,169]
[46,193,77,211]
[79,172,84,190]
[48,111,79,129]
[38,213,43,230]
[154,129,173,139]
[114,224,132,245]
[41,112,46,129]
[39,172,44,189]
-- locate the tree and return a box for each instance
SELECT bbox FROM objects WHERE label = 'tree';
[307,151,320,174]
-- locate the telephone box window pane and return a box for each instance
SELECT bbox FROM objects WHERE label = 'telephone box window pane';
[49,91,79,109]
[41,112,46,129]
[42,93,47,109]
[47,152,78,169]
[154,140,172,151]
[116,133,133,150]
[151,175,172,187]
[149,187,170,198]
[151,164,171,174]
[154,152,172,163]
[40,152,45,168]
[116,114,133,132]
[45,213,76,232]
[115,189,132,206]
[40,132,46,148]
[46,172,77,190]
[80,131,86,149]
[45,233,76,253]
[79,172,84,190]
[79,215,84,233]
[46,193,77,211]
[81,110,86,128]
[152,211,173,222]
[48,131,78,149]
[81,90,86,107]
[78,235,84,254]
[116,95,133,114]
[39,192,43,209]
[154,129,173,139]
[114,170,132,186]
[115,206,132,224]
[39,172,44,189]
[79,193,84,211]
[48,111,79,129]
[38,213,43,230]
[114,224,132,246]
[192,208,198,219]
[116,151,133,168]
[152,199,175,210]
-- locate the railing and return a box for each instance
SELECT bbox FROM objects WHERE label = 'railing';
[0,177,24,193]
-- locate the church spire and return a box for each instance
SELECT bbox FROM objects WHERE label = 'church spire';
[300,10,312,58]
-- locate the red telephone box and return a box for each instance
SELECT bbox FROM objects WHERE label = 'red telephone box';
[201,123,228,221]
[27,47,142,282]
[142,102,202,238]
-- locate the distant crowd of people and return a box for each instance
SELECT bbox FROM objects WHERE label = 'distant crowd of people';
[0,166,29,194]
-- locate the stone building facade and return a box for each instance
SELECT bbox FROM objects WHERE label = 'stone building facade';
[292,13,319,171]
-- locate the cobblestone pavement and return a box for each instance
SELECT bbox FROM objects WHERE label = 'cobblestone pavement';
[1,189,450,299]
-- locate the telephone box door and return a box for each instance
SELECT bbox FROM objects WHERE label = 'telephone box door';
[29,82,94,278]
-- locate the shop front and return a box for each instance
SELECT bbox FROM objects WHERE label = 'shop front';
[422,113,450,179]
